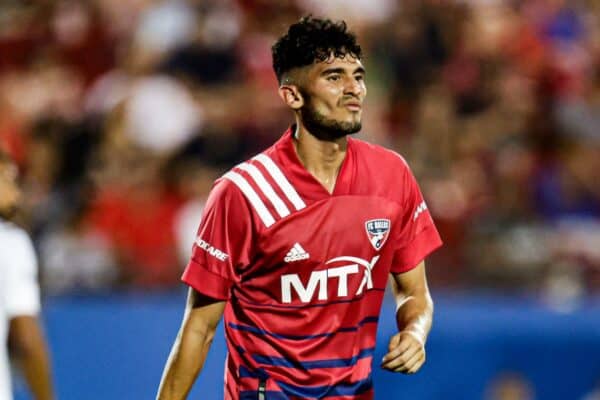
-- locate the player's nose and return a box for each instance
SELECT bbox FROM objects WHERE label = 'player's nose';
[343,78,363,97]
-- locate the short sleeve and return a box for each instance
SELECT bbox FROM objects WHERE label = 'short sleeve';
[3,229,41,318]
[181,179,254,300]
[390,165,442,274]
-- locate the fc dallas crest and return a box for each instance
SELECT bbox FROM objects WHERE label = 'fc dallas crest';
[365,219,391,250]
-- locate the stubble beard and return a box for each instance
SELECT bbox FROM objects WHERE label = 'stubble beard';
[300,93,362,141]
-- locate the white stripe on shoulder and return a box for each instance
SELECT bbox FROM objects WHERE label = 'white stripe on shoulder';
[236,162,290,218]
[223,171,275,227]
[253,154,306,210]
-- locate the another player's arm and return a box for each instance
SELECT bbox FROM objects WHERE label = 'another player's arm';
[156,288,225,400]
[381,261,433,374]
[8,315,55,400]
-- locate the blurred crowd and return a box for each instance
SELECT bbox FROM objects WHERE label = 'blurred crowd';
[0,0,598,303]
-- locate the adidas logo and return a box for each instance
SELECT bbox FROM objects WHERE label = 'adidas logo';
[284,243,310,262]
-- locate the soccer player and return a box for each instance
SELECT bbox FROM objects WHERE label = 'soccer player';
[0,151,55,400]
[157,16,442,400]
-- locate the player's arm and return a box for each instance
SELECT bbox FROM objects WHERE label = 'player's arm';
[8,315,55,400]
[3,226,55,400]
[381,261,433,374]
[156,288,225,400]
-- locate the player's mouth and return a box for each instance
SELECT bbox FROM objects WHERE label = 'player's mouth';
[343,101,362,111]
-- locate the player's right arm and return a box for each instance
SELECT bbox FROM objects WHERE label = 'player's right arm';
[156,288,225,400]
[157,178,254,399]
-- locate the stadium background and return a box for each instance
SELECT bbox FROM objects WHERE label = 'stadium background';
[1,0,599,399]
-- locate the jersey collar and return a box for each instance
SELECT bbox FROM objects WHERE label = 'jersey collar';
[272,126,355,201]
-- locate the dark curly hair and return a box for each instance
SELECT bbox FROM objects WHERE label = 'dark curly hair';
[272,16,362,84]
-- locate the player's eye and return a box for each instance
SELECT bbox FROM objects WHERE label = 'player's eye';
[355,75,364,82]
[327,75,341,82]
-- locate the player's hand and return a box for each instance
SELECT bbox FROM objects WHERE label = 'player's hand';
[380,331,426,374]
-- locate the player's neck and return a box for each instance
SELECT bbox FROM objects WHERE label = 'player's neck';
[293,124,347,194]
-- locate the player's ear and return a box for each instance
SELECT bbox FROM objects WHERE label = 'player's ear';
[278,85,304,110]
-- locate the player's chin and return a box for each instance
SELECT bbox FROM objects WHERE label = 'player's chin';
[345,111,362,121]
[338,117,362,134]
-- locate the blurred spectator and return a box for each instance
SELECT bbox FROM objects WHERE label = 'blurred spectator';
[0,0,598,298]
[85,146,183,287]
[38,202,118,294]
[122,75,203,154]
[583,378,600,400]
[172,160,220,266]
[485,371,535,400]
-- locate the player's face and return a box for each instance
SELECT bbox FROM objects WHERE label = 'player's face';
[0,160,20,217]
[300,54,366,140]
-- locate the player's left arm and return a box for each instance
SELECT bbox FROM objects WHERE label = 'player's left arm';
[381,260,432,374]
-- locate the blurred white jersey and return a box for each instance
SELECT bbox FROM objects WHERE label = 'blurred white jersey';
[0,220,41,400]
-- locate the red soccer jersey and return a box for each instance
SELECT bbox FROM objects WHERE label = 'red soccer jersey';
[182,128,442,399]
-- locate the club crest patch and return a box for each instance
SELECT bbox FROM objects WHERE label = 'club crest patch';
[365,219,391,250]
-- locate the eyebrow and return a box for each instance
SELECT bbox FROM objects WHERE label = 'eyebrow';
[321,66,366,76]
